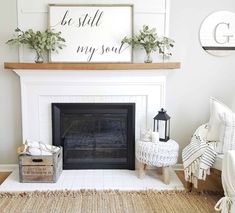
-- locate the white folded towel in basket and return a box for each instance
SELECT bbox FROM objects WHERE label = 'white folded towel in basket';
[17,140,60,156]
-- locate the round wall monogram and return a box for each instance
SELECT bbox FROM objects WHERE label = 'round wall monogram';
[199,10,235,56]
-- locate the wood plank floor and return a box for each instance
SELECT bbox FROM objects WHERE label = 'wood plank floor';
[0,170,223,193]
[0,172,11,185]
[175,170,223,193]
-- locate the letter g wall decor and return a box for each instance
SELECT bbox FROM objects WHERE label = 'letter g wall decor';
[49,4,133,62]
[199,10,235,56]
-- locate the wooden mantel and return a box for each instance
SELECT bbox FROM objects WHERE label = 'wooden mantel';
[4,62,181,70]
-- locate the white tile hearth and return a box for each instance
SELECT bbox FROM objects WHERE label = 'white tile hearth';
[0,168,184,192]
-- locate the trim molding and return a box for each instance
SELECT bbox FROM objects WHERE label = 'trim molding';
[0,164,18,172]
[172,164,183,171]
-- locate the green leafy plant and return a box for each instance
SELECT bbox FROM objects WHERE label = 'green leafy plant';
[6,28,66,63]
[122,25,174,63]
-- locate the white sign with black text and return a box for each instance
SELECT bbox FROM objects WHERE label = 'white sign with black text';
[49,5,133,62]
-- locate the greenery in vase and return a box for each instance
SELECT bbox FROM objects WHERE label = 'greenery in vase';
[122,25,174,62]
[6,28,66,62]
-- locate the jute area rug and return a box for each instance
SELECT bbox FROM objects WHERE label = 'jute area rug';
[0,190,220,213]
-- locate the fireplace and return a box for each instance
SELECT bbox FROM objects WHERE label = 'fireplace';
[12,70,165,170]
[52,103,135,170]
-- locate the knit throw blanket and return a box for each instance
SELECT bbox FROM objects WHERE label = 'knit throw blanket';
[182,124,217,188]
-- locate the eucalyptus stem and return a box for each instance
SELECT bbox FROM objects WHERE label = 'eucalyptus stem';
[122,25,174,61]
[6,28,66,63]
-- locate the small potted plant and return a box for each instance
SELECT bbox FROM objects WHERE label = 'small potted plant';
[122,25,174,63]
[6,28,66,63]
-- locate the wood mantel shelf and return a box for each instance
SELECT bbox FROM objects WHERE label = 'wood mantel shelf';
[4,62,181,70]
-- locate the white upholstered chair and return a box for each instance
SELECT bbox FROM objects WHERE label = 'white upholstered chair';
[215,150,235,213]
[212,154,223,171]
[185,97,234,191]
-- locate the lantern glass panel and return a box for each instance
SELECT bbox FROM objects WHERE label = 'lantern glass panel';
[166,120,170,138]
[158,120,166,140]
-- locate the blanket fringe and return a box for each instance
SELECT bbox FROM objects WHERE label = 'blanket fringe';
[184,158,212,188]
[183,124,217,189]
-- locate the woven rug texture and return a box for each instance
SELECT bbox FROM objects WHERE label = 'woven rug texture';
[0,190,220,213]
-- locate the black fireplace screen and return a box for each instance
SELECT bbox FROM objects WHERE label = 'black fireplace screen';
[52,103,135,169]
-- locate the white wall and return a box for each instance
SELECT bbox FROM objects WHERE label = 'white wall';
[168,0,235,161]
[0,0,21,163]
[1,0,235,163]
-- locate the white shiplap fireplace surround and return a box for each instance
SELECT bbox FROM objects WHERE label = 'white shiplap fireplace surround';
[13,0,173,145]
[13,0,171,157]
[14,69,166,152]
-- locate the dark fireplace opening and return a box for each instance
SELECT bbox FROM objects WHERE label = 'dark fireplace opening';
[52,103,135,170]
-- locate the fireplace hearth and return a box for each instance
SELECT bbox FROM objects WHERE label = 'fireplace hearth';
[52,103,135,170]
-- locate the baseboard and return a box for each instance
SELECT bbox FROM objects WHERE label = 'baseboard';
[0,164,18,172]
[172,164,183,171]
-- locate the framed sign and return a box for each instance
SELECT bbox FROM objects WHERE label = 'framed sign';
[48,4,133,62]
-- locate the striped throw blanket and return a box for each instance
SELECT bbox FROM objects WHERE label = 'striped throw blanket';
[182,124,217,188]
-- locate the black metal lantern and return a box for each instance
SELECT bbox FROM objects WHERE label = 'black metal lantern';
[153,108,170,142]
